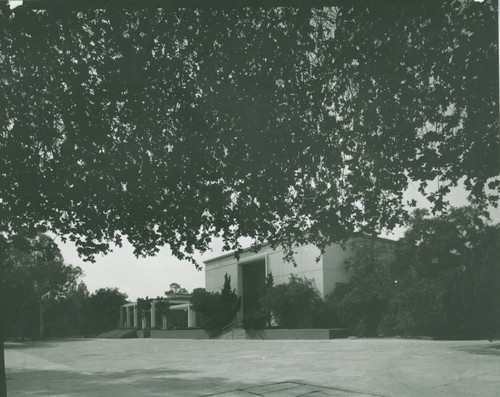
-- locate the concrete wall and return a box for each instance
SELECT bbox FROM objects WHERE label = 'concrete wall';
[266,244,324,295]
[137,329,209,339]
[246,328,349,340]
[322,243,353,297]
[205,244,277,294]
[205,254,239,293]
[205,243,325,296]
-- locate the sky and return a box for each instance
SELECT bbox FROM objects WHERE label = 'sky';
[54,180,500,302]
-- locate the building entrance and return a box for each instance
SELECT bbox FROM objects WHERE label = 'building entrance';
[241,259,266,327]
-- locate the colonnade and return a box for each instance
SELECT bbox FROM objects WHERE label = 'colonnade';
[119,300,197,329]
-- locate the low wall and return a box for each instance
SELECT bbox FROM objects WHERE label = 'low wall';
[246,328,350,340]
[137,329,209,339]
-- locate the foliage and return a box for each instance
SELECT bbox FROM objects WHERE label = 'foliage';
[220,274,241,324]
[0,2,497,394]
[83,287,128,335]
[136,296,152,323]
[191,274,240,331]
[44,282,90,337]
[0,2,497,267]
[326,237,397,336]
[387,207,500,339]
[191,289,222,331]
[2,234,83,338]
[331,207,500,339]
[153,297,170,314]
[1,234,130,339]
[263,274,323,329]
[165,283,188,296]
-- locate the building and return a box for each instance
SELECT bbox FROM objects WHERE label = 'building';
[204,242,355,322]
[120,237,395,331]
[120,294,197,330]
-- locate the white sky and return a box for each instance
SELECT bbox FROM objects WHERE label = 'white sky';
[55,182,500,301]
[8,1,23,9]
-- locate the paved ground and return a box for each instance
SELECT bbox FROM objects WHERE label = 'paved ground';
[5,338,500,396]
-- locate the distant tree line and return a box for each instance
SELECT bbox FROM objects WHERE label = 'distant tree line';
[2,233,128,339]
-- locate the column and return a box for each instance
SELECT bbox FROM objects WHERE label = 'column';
[187,305,196,328]
[150,301,156,329]
[237,263,244,322]
[142,316,147,329]
[133,305,138,328]
[162,314,167,329]
[126,306,131,328]
[119,306,124,328]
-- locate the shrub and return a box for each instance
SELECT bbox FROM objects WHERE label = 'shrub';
[191,274,240,331]
[264,274,323,329]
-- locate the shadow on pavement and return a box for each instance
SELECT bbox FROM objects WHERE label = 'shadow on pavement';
[6,367,264,397]
[5,339,97,350]
[456,342,500,356]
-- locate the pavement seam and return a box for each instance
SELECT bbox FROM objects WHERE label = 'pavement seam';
[202,380,387,397]
[275,381,386,397]
[202,388,263,396]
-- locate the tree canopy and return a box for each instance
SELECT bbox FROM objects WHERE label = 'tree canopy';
[329,207,500,338]
[0,1,497,266]
[2,233,83,338]
[84,287,128,334]
[0,2,497,394]
[165,282,188,296]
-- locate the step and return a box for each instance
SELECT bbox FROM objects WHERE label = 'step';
[218,328,247,340]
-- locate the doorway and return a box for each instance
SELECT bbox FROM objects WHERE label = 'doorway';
[241,259,266,326]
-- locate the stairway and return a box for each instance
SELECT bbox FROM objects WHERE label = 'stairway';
[217,318,247,340]
[218,327,247,340]
[97,329,138,339]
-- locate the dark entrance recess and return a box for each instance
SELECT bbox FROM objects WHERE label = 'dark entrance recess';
[242,259,266,328]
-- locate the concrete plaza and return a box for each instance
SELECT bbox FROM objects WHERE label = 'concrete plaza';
[5,338,500,396]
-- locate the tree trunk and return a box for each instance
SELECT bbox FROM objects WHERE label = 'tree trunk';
[0,255,8,397]
[0,322,7,397]
[39,302,45,339]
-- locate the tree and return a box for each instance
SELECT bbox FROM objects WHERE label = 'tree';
[264,274,323,329]
[386,207,500,338]
[0,2,497,265]
[83,288,128,335]
[165,283,188,297]
[191,274,240,332]
[0,1,497,394]
[44,282,90,338]
[136,296,152,328]
[330,208,500,338]
[2,234,83,339]
[152,297,170,329]
[326,237,397,336]
[219,274,241,326]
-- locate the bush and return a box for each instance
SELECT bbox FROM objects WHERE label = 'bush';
[264,274,323,329]
[191,274,240,331]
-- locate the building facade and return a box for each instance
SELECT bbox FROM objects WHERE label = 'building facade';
[204,242,354,321]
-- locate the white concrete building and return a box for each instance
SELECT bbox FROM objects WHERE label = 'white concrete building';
[204,242,354,321]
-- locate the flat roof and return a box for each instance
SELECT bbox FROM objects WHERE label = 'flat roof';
[203,243,270,264]
[203,235,398,265]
